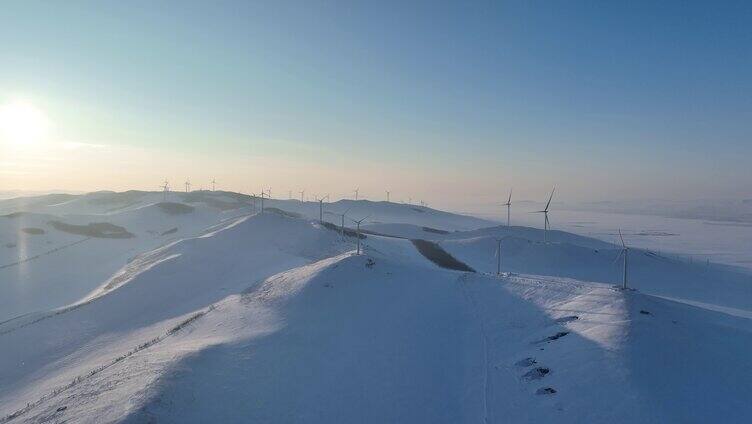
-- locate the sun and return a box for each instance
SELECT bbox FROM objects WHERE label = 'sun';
[0,100,49,146]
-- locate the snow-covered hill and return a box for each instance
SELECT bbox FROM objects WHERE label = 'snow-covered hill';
[0,192,492,321]
[0,190,750,423]
[0,198,243,321]
[356,222,752,313]
[440,234,752,312]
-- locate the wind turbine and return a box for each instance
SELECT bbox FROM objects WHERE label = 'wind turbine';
[386,191,390,202]
[614,229,630,289]
[503,188,512,226]
[494,237,507,275]
[351,215,370,255]
[533,187,555,243]
[258,189,269,213]
[160,180,170,201]
[184,180,191,193]
[300,189,305,203]
[354,188,359,201]
[316,194,330,223]
[325,207,351,239]
[211,178,216,191]
[339,208,351,238]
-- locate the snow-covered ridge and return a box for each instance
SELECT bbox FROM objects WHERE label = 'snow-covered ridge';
[1,190,750,423]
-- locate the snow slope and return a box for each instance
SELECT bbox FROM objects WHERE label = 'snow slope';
[0,191,492,321]
[362,222,615,249]
[260,199,494,231]
[0,200,243,321]
[439,234,752,312]
[1,191,751,423]
[354,222,752,314]
[3,237,750,422]
[0,212,350,418]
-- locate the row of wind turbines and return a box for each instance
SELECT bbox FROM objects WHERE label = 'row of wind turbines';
[498,186,631,290]
[157,180,631,287]
[161,178,429,209]
[499,187,554,241]
[159,178,217,200]
[293,187,425,206]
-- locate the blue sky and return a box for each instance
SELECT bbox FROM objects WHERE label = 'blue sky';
[1,1,751,207]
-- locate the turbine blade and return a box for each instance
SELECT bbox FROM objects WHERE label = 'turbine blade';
[545,187,555,211]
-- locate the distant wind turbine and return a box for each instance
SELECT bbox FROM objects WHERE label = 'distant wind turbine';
[386,191,390,202]
[300,189,305,203]
[184,180,191,193]
[351,215,370,255]
[503,188,512,226]
[258,189,269,213]
[316,194,330,223]
[614,229,630,289]
[495,237,507,275]
[211,178,216,191]
[160,180,170,202]
[533,187,555,243]
[325,207,351,239]
[354,188,359,201]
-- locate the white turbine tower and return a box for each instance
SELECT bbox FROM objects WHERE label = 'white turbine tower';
[386,190,390,202]
[160,180,170,202]
[250,193,258,213]
[339,208,351,238]
[325,207,351,239]
[300,189,305,203]
[614,229,630,289]
[351,215,370,255]
[316,194,330,223]
[503,188,512,226]
[211,178,216,191]
[184,179,191,193]
[495,237,505,275]
[533,187,555,243]
[354,188,359,201]
[257,189,269,213]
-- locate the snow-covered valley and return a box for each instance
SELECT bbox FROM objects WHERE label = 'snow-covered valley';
[1,191,750,423]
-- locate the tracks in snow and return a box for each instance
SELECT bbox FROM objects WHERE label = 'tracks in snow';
[457,273,491,424]
[0,237,91,270]
[1,305,215,423]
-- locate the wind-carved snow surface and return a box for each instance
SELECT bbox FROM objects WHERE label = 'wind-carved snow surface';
[0,191,751,423]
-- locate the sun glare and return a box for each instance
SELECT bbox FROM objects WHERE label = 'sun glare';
[0,100,49,146]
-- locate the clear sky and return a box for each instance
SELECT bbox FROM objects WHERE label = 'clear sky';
[1,0,751,210]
